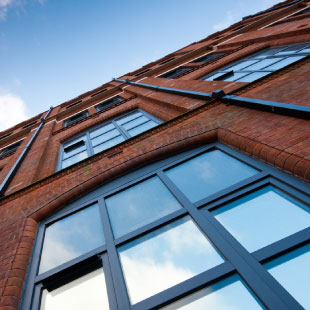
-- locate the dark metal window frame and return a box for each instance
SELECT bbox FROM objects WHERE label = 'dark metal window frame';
[57,109,161,171]
[95,95,124,112]
[159,67,192,79]
[22,142,309,310]
[0,140,22,159]
[64,110,89,127]
[191,52,224,63]
[201,43,310,83]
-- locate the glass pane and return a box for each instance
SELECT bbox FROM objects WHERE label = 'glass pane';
[63,135,86,148]
[253,47,286,58]
[265,244,310,309]
[62,150,88,168]
[63,142,86,159]
[91,129,120,147]
[119,216,225,304]
[236,71,270,82]
[226,59,260,71]
[298,46,310,54]
[39,204,105,274]
[220,72,249,81]
[128,120,157,136]
[106,176,182,238]
[116,112,143,125]
[161,274,264,310]
[203,71,226,81]
[212,186,309,252]
[90,123,115,139]
[274,44,308,55]
[93,135,125,154]
[166,150,257,203]
[264,56,305,70]
[40,268,109,310]
[244,58,280,70]
[123,115,149,130]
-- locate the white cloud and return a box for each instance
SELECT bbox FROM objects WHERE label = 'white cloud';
[0,0,13,20]
[0,93,29,131]
[213,11,235,32]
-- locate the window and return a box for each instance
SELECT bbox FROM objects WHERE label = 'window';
[23,143,309,309]
[65,100,82,109]
[64,110,89,127]
[58,110,161,169]
[23,121,37,129]
[0,141,22,159]
[135,69,151,76]
[191,52,224,63]
[91,89,107,97]
[160,67,191,79]
[0,132,12,141]
[201,43,310,82]
[95,96,124,112]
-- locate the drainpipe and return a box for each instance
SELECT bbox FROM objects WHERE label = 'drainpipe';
[0,106,54,196]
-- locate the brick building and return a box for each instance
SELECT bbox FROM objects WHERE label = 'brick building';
[0,0,309,309]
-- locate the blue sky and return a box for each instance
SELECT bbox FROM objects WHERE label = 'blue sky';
[0,0,281,131]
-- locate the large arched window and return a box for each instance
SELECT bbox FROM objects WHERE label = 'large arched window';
[22,143,310,310]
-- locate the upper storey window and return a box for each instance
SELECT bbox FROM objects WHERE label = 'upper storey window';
[201,43,310,83]
[95,96,124,112]
[58,110,161,170]
[64,110,89,127]
[0,141,22,159]
[160,67,191,79]
[191,52,224,63]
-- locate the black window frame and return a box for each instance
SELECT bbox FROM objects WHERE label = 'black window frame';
[95,95,124,112]
[0,140,22,159]
[191,52,224,63]
[57,109,161,171]
[64,110,89,127]
[159,67,192,79]
[21,142,309,310]
[201,42,310,83]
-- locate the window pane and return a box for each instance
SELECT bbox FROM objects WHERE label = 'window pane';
[166,150,257,203]
[119,216,225,304]
[203,71,226,81]
[63,142,86,159]
[274,44,308,55]
[93,135,125,154]
[244,58,280,70]
[90,123,115,139]
[123,115,149,130]
[91,129,120,147]
[220,72,249,81]
[265,244,310,309]
[39,204,105,274]
[264,56,305,70]
[212,186,309,252]
[128,120,157,136]
[226,59,260,71]
[116,112,143,125]
[62,150,88,168]
[63,136,86,148]
[236,71,270,82]
[253,47,286,57]
[106,176,182,238]
[40,268,109,310]
[160,274,264,310]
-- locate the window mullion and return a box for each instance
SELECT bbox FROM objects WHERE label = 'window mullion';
[85,131,93,156]
[97,197,131,310]
[157,170,300,310]
[113,120,130,139]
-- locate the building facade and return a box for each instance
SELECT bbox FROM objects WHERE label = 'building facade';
[0,0,309,309]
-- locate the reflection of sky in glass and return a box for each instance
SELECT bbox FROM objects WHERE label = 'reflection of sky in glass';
[116,111,143,125]
[212,186,309,252]
[166,150,257,202]
[106,176,182,238]
[161,274,264,310]
[119,216,225,304]
[93,135,125,154]
[41,268,109,310]
[62,151,88,168]
[39,204,105,274]
[265,244,310,310]
[128,120,157,136]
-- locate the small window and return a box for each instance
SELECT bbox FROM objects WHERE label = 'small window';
[160,57,175,65]
[64,111,89,127]
[201,43,310,83]
[0,141,22,158]
[160,67,191,79]
[65,100,82,109]
[0,132,12,141]
[59,110,161,169]
[135,69,151,77]
[22,121,37,129]
[95,96,124,112]
[91,89,107,97]
[191,52,224,63]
